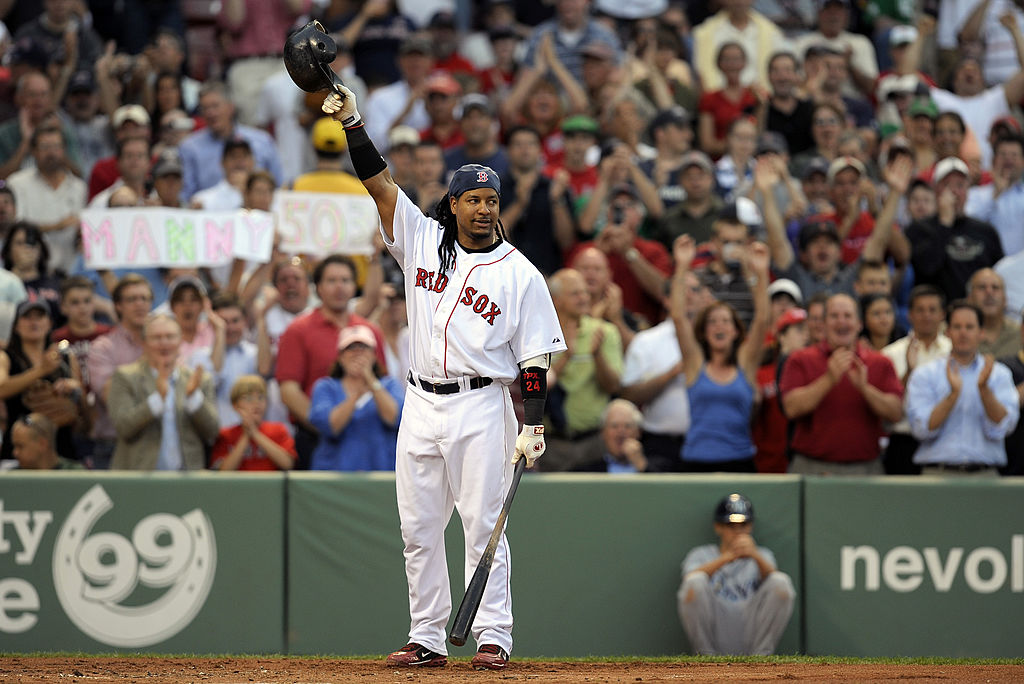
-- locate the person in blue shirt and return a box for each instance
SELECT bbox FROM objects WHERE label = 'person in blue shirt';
[670,233,770,472]
[906,300,1019,475]
[308,324,403,471]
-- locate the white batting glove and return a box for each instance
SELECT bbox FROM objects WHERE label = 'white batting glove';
[322,86,361,128]
[513,424,545,467]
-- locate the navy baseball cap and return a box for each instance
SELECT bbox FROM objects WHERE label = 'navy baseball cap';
[715,493,754,524]
[448,164,501,198]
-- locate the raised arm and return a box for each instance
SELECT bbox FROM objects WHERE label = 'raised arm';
[669,235,704,383]
[323,89,399,241]
[539,32,589,115]
[862,156,913,263]
[737,242,771,379]
[958,0,992,45]
[753,159,795,271]
[900,15,935,76]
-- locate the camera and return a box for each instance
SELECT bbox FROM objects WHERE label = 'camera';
[611,205,624,225]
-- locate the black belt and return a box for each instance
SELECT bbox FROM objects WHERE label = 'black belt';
[925,463,995,472]
[408,372,492,395]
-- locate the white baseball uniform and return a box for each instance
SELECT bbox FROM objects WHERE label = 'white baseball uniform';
[383,188,566,656]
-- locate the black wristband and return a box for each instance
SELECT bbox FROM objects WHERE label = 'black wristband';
[345,123,388,181]
[520,366,547,425]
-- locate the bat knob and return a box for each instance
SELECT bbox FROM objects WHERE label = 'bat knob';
[449,635,467,647]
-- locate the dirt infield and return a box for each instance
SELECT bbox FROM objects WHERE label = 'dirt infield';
[3,657,1023,683]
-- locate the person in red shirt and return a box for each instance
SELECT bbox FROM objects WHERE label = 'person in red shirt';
[697,42,761,159]
[819,156,880,265]
[275,254,387,469]
[753,307,809,473]
[427,11,478,85]
[210,375,296,471]
[565,184,673,327]
[51,276,112,368]
[88,105,151,200]
[780,293,904,474]
[419,71,464,150]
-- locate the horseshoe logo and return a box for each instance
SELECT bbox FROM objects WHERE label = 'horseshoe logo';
[52,484,217,647]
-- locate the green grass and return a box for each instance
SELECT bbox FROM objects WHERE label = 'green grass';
[2,652,1023,666]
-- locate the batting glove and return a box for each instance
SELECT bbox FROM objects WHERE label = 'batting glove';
[513,424,545,467]
[322,86,361,128]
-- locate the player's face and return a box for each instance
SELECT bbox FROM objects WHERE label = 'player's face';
[316,263,357,314]
[451,188,499,248]
[714,521,753,545]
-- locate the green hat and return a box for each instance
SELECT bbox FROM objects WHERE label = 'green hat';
[908,98,938,120]
[561,114,599,135]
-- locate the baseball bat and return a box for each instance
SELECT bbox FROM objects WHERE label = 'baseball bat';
[449,456,527,647]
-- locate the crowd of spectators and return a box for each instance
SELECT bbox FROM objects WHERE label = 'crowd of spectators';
[1,0,1023,476]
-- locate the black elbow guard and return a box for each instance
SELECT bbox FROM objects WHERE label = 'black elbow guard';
[520,366,547,425]
[345,123,389,181]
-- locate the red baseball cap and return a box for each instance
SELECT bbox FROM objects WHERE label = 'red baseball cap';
[775,307,808,334]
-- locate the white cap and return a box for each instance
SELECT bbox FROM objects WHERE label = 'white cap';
[827,156,867,183]
[890,25,918,46]
[767,278,803,304]
[112,104,151,128]
[388,125,420,150]
[933,156,969,184]
[876,73,919,101]
[736,196,762,227]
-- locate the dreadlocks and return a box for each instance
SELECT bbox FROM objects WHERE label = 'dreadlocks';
[433,192,509,274]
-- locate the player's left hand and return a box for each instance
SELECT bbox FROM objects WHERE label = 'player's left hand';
[322,85,361,128]
[513,424,545,467]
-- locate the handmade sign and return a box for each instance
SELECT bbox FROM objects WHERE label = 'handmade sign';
[274,190,379,256]
[80,208,275,268]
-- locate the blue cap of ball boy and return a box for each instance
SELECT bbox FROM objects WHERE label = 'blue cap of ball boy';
[448,163,501,199]
[715,493,754,524]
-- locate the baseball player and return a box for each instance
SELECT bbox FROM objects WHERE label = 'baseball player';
[677,494,796,655]
[323,88,566,670]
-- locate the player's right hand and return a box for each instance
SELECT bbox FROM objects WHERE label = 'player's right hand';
[322,86,361,128]
[513,424,545,468]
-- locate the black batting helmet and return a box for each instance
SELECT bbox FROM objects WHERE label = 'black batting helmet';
[284,20,340,93]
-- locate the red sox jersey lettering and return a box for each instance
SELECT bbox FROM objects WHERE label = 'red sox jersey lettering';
[460,287,502,325]
[414,268,449,293]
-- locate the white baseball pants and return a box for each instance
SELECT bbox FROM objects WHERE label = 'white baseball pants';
[395,380,517,655]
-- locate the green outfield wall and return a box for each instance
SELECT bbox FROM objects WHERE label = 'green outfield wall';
[0,472,286,653]
[1,472,1020,657]
[803,477,1024,658]
[286,473,802,657]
